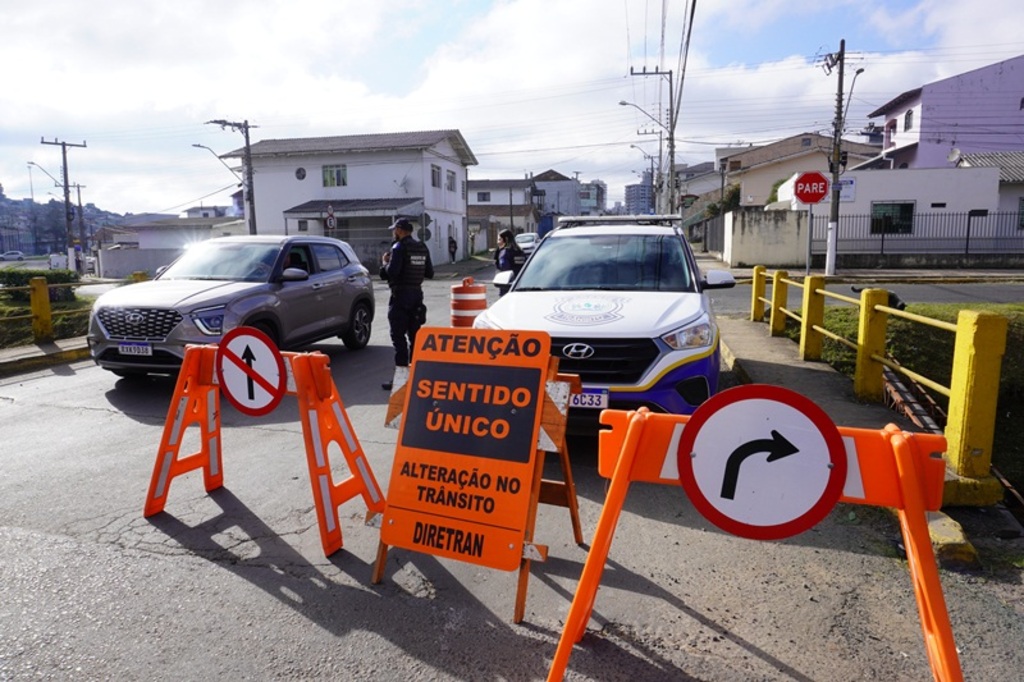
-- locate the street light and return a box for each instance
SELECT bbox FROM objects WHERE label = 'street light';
[841,68,865,134]
[28,161,73,254]
[620,95,676,213]
[27,161,62,188]
[619,100,666,130]
[193,143,243,182]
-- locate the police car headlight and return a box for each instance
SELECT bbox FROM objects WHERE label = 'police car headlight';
[662,319,714,350]
[192,306,226,335]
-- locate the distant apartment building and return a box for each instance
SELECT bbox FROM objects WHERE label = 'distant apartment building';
[578,179,607,215]
[625,170,655,214]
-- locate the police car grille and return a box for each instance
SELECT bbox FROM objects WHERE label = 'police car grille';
[552,337,660,384]
[98,308,183,341]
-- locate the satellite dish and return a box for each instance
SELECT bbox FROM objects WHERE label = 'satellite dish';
[947,148,962,164]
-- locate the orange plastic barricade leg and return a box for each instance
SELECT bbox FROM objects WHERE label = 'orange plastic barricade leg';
[144,345,222,517]
[548,408,962,682]
[538,372,584,546]
[547,409,650,681]
[515,447,550,624]
[290,352,386,556]
[889,428,963,682]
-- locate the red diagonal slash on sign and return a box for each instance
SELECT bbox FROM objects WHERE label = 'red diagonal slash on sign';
[223,343,279,397]
[215,327,287,417]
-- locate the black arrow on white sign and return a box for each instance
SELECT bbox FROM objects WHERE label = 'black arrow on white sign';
[720,430,799,500]
[241,344,257,400]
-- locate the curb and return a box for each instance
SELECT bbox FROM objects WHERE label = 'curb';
[0,345,91,378]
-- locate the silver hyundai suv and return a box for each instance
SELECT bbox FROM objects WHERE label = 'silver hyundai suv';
[87,235,375,377]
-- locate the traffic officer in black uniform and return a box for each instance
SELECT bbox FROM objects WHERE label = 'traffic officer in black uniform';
[380,218,434,390]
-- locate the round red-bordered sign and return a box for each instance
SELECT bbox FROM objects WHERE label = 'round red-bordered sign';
[215,326,287,416]
[676,384,847,540]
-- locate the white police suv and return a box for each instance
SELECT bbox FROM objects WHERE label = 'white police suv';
[473,215,735,429]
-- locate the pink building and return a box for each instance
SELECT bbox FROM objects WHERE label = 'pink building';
[856,54,1024,170]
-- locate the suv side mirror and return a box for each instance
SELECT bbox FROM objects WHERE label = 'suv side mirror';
[492,270,514,295]
[281,267,310,282]
[702,270,736,290]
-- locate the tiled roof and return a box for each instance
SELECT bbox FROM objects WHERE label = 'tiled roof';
[867,87,922,119]
[726,133,878,174]
[467,178,535,190]
[127,216,242,230]
[959,152,1024,183]
[226,130,477,166]
[283,198,423,215]
[467,204,538,220]
[533,169,572,182]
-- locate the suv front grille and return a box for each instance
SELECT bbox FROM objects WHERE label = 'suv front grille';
[552,337,660,384]
[97,307,183,341]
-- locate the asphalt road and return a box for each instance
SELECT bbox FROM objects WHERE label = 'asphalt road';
[2,272,1023,680]
[707,280,1024,317]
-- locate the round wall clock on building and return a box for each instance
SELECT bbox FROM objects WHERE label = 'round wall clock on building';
[295,167,306,180]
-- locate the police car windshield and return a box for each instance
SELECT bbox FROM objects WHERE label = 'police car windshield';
[514,233,695,292]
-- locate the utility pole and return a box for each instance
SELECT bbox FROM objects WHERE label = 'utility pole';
[823,40,846,276]
[40,137,86,264]
[627,67,675,214]
[75,184,87,255]
[207,119,257,234]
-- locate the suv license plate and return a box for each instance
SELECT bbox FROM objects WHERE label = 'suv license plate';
[570,390,608,409]
[118,342,153,356]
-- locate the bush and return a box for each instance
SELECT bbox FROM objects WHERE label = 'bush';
[0,269,80,303]
[795,304,1024,494]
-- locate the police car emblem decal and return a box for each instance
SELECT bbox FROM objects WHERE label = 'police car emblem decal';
[545,296,627,326]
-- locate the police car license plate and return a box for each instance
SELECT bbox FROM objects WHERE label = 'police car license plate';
[570,389,608,409]
[118,342,152,356]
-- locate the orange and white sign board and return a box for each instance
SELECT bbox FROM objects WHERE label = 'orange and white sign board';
[380,327,551,571]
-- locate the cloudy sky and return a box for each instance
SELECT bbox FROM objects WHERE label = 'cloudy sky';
[3,0,1024,217]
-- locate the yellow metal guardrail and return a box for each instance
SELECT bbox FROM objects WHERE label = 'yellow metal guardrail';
[0,273,147,343]
[750,265,1008,506]
[0,277,89,342]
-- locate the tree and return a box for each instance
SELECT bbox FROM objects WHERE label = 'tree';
[704,184,741,218]
[40,200,67,253]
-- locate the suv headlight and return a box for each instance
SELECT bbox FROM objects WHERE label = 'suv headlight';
[662,318,715,350]
[192,306,226,335]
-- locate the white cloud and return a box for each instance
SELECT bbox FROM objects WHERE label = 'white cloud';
[2,0,1023,215]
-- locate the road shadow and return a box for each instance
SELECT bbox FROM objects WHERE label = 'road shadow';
[143,488,693,680]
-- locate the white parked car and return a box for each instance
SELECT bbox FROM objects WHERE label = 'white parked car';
[475,215,735,431]
[514,232,539,254]
[1,250,26,261]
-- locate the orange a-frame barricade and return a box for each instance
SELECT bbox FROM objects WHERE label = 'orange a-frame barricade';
[547,408,963,682]
[374,356,583,623]
[143,344,386,558]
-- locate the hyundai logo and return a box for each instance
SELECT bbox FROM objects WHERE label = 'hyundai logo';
[125,311,146,326]
[562,343,595,360]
